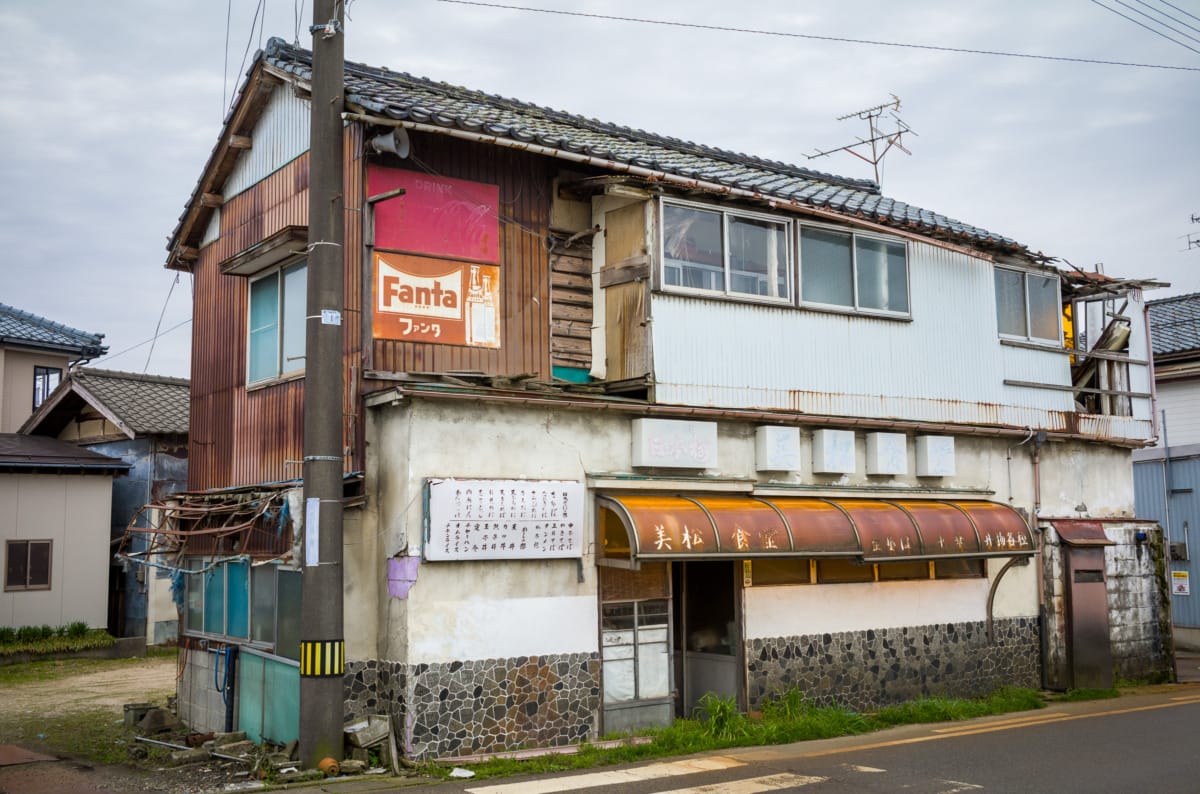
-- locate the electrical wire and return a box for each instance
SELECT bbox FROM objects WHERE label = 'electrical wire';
[232,0,268,112]
[94,318,192,368]
[433,0,1200,72]
[1154,0,1200,24]
[1089,0,1200,55]
[143,274,180,373]
[1134,0,1200,36]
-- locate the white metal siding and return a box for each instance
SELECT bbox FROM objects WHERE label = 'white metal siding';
[224,87,310,199]
[651,242,1088,429]
[201,208,220,247]
[1156,379,1200,447]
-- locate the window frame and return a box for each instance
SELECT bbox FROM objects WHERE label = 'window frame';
[32,366,62,410]
[5,539,52,591]
[798,221,912,319]
[994,265,1062,345]
[600,597,672,705]
[246,258,308,386]
[659,197,794,305]
[183,558,301,659]
[743,557,986,585]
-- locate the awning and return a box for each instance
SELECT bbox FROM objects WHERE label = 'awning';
[1050,519,1114,547]
[597,494,1035,564]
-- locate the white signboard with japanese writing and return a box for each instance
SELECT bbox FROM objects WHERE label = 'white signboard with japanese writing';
[1173,570,1190,596]
[426,478,585,561]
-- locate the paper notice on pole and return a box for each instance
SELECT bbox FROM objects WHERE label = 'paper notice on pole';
[1173,570,1190,596]
[306,497,320,567]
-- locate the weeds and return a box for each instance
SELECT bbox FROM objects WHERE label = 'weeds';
[1049,687,1119,702]
[696,693,747,741]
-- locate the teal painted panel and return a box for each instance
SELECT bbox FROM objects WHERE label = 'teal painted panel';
[238,652,265,744]
[203,567,225,635]
[263,656,300,744]
[227,562,249,639]
[552,365,591,383]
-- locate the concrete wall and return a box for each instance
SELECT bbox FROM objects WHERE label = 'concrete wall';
[0,472,112,628]
[356,395,1132,757]
[1040,522,1173,689]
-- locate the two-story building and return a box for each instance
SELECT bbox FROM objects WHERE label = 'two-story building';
[158,38,1171,758]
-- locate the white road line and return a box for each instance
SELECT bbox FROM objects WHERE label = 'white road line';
[656,773,828,793]
[844,763,887,773]
[936,781,984,793]
[465,755,746,794]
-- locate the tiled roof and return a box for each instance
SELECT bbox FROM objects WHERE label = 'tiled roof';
[0,303,106,358]
[73,368,190,436]
[1148,292,1200,358]
[0,433,129,474]
[260,38,1026,254]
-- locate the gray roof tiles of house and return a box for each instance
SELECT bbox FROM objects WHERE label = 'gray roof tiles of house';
[73,368,190,436]
[0,303,106,358]
[0,433,129,473]
[1147,292,1200,358]
[260,38,1026,254]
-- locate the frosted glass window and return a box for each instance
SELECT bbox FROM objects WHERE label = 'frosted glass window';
[601,599,670,704]
[275,569,302,661]
[800,227,853,307]
[802,227,909,315]
[1027,274,1060,341]
[855,237,908,313]
[251,565,276,644]
[226,561,249,639]
[995,267,1060,343]
[203,566,226,635]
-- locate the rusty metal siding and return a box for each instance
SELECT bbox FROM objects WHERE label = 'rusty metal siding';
[225,86,311,199]
[649,241,1084,430]
[188,126,365,490]
[366,133,552,382]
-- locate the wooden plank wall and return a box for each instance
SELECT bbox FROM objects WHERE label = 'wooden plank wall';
[366,133,554,382]
[550,234,593,371]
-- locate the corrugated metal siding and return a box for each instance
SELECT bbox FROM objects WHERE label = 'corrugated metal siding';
[366,132,552,381]
[224,87,310,200]
[201,209,220,247]
[1136,456,1200,627]
[1157,380,1200,447]
[189,126,363,490]
[651,241,1077,427]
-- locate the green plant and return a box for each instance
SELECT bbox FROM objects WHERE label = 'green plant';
[1050,687,1119,702]
[0,627,15,644]
[66,621,89,639]
[695,692,747,741]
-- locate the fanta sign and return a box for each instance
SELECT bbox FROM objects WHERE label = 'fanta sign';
[378,259,462,321]
[372,251,501,349]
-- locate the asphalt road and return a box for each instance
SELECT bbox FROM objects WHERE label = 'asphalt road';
[383,685,1200,794]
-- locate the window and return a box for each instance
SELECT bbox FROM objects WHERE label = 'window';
[800,227,909,315]
[994,267,1060,343]
[662,202,790,300]
[601,599,670,704]
[185,559,301,660]
[248,260,307,384]
[33,366,61,409]
[5,540,51,591]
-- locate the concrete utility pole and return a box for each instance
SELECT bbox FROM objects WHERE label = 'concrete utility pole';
[299,0,346,769]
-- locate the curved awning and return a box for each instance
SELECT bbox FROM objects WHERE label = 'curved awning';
[597,494,1034,564]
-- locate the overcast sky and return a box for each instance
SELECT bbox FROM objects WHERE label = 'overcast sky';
[1,0,1196,378]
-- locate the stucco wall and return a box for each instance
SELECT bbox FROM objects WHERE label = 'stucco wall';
[1,349,73,433]
[0,472,112,628]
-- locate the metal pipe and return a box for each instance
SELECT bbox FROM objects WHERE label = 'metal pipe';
[986,556,1024,644]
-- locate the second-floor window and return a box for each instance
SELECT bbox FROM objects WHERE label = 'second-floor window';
[662,202,791,300]
[994,266,1060,343]
[800,226,910,315]
[33,366,61,409]
[248,260,307,384]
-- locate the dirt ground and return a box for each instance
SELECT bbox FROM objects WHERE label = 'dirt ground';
[0,655,256,794]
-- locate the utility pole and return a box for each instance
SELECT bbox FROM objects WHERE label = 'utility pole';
[299,0,346,769]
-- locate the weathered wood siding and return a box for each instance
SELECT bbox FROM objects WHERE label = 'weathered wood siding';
[550,235,593,371]
[366,133,553,381]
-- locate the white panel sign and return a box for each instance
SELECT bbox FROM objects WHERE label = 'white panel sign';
[426,479,585,561]
[812,429,856,474]
[631,418,718,469]
[756,426,802,472]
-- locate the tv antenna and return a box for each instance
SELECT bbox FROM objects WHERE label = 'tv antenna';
[807,94,916,186]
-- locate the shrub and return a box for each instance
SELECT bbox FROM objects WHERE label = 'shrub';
[66,621,90,639]
[696,692,747,741]
[0,627,15,644]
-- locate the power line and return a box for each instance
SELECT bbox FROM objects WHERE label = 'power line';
[433,0,1200,72]
[143,274,181,373]
[1134,0,1200,36]
[1089,0,1200,55]
[94,318,192,368]
[1154,0,1200,25]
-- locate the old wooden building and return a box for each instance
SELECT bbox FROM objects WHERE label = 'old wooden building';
[152,38,1171,757]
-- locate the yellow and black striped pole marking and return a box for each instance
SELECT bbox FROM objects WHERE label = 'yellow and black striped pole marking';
[300,640,345,677]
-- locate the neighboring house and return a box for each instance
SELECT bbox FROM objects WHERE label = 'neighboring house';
[0,303,106,432]
[1,434,129,629]
[153,38,1170,756]
[22,368,189,644]
[1134,292,1200,649]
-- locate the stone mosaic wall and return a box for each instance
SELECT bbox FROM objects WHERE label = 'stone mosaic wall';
[342,653,601,760]
[746,618,1040,711]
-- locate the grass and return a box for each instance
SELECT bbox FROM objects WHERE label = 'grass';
[0,628,115,659]
[1049,687,1120,702]
[447,686,1050,781]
